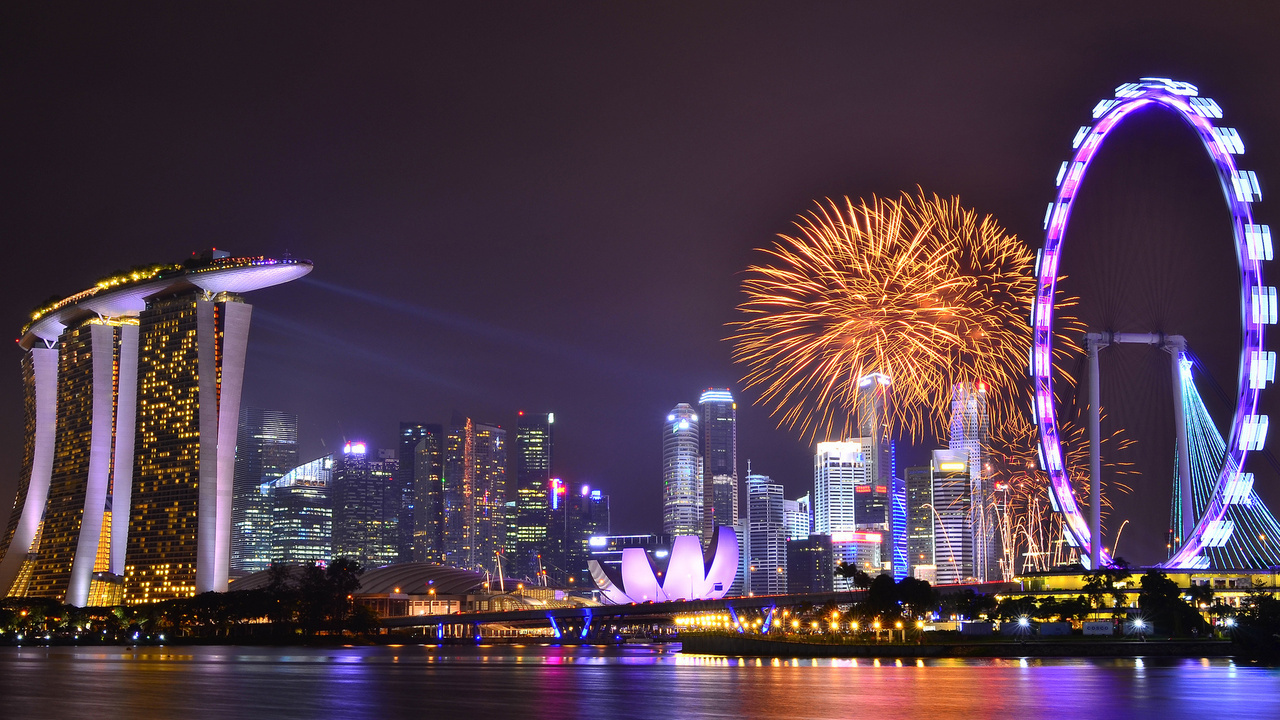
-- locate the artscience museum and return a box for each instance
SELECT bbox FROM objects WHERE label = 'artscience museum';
[588,526,739,604]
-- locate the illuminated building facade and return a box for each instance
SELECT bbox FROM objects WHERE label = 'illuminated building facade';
[588,526,738,604]
[396,423,434,562]
[267,454,333,565]
[905,465,934,573]
[558,484,609,587]
[931,449,973,585]
[405,424,445,563]
[513,412,553,579]
[813,439,869,535]
[785,493,811,540]
[746,471,787,595]
[0,252,311,605]
[443,415,506,571]
[831,531,883,590]
[949,381,998,582]
[231,407,298,574]
[662,403,702,539]
[332,443,399,568]
[472,422,507,574]
[698,389,738,542]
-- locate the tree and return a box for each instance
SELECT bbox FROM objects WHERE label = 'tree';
[835,562,872,589]
[1137,570,1207,637]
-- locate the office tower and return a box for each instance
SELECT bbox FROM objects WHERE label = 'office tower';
[443,415,506,571]
[662,403,702,538]
[786,534,833,594]
[409,425,445,563]
[931,449,973,585]
[331,442,398,568]
[698,389,738,541]
[746,472,787,596]
[889,475,908,580]
[0,253,310,605]
[813,439,869,535]
[831,531,883,590]
[560,484,609,587]
[785,494,812,540]
[514,412,553,579]
[266,454,333,565]
[854,483,888,528]
[473,422,507,575]
[949,381,997,581]
[783,491,814,538]
[397,423,435,562]
[855,374,893,487]
[905,465,934,576]
[231,408,298,574]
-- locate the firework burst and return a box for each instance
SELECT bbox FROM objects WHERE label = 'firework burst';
[732,189,1080,442]
[988,408,1136,575]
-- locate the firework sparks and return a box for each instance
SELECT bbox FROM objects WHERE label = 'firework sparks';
[988,408,1136,575]
[731,190,1080,442]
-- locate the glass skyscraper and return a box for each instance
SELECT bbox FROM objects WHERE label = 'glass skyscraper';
[813,440,869,535]
[332,442,399,568]
[514,412,553,579]
[698,389,738,542]
[266,454,333,565]
[931,448,973,585]
[746,472,787,595]
[405,424,445,563]
[662,403,702,538]
[443,415,506,571]
[949,381,998,581]
[231,407,298,574]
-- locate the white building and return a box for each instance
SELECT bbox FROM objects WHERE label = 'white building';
[746,472,787,596]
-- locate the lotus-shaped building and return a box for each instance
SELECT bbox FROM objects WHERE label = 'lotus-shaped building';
[588,526,739,604]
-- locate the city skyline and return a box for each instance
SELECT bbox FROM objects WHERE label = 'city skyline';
[3,4,1280,564]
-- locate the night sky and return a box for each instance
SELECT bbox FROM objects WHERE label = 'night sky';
[3,2,1280,566]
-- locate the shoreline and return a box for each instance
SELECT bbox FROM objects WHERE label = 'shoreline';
[678,634,1236,658]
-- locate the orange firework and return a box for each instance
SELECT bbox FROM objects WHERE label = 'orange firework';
[732,189,1079,442]
[988,409,1135,575]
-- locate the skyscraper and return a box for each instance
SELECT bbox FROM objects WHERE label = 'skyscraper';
[784,494,811,541]
[698,389,738,542]
[514,412,553,579]
[443,414,506,571]
[813,440,869,535]
[949,381,997,581]
[231,408,298,574]
[397,423,437,562]
[331,442,398,568]
[0,252,311,606]
[473,421,507,574]
[905,465,934,576]
[746,471,787,596]
[855,374,893,488]
[266,454,333,566]
[931,449,973,585]
[407,425,445,563]
[662,403,702,538]
[559,484,609,587]
[786,534,833,594]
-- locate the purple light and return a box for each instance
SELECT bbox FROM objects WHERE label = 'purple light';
[1034,78,1266,569]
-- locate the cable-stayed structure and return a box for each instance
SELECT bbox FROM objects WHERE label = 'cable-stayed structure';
[1174,354,1280,569]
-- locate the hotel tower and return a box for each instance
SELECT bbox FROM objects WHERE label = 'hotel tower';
[0,251,311,605]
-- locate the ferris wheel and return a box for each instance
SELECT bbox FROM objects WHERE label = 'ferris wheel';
[1032,77,1271,570]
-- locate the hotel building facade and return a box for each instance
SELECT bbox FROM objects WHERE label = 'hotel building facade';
[0,252,311,605]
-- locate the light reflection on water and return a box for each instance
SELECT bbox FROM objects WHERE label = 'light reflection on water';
[2,643,1278,719]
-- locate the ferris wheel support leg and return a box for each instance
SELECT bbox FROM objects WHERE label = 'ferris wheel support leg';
[1085,332,1109,569]
[1165,336,1193,546]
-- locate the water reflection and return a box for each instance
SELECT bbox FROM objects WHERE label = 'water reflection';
[2,644,1278,720]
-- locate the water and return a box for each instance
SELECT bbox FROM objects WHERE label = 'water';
[2,643,1277,719]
